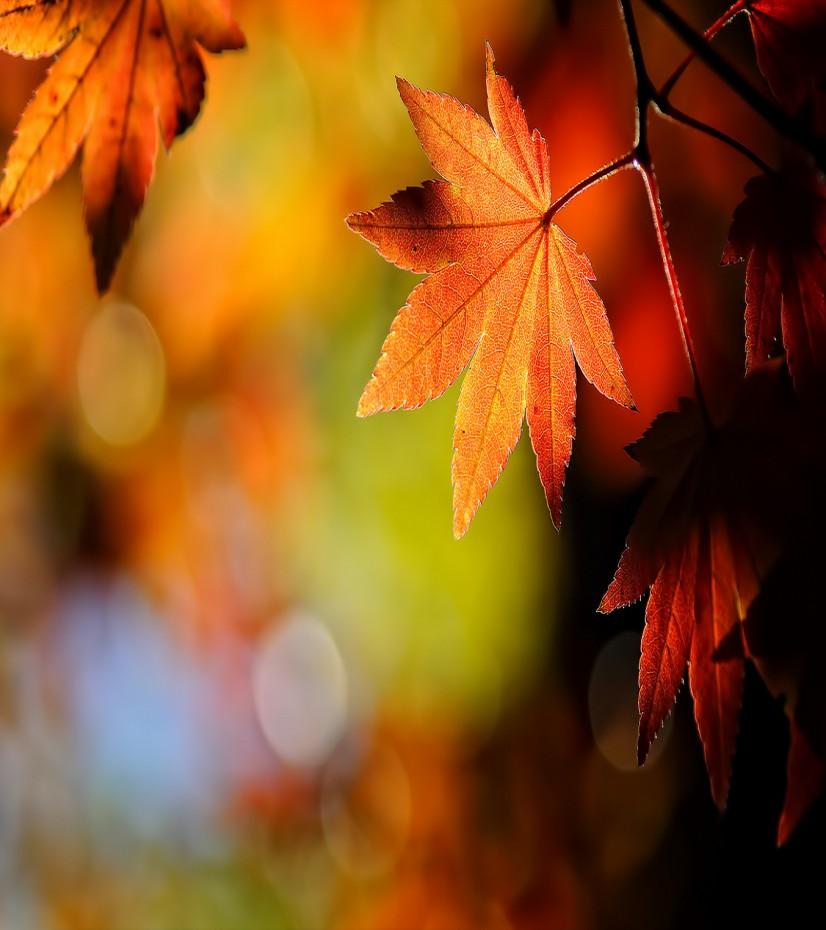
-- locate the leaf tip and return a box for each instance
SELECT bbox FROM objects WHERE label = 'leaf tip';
[624,437,642,462]
[637,713,668,768]
[638,692,673,768]
[776,816,793,847]
[615,379,636,411]
[452,501,474,540]
[720,241,740,266]
[484,41,496,72]
[595,592,613,614]
[547,494,563,533]
[94,260,115,296]
[356,389,377,418]
[637,727,653,768]
[229,26,247,51]
[711,782,730,813]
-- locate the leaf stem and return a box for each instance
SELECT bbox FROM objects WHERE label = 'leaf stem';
[655,98,772,173]
[551,1,770,213]
[641,0,826,171]
[546,152,636,220]
[659,0,746,99]
[654,0,770,171]
[638,161,711,425]
[618,0,712,426]
[550,0,775,424]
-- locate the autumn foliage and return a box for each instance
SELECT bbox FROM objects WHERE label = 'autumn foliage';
[723,166,826,392]
[349,0,826,841]
[348,47,632,537]
[0,0,824,901]
[0,0,244,291]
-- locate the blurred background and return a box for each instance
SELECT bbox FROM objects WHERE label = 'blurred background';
[0,1,820,927]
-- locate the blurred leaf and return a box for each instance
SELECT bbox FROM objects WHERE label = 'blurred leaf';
[0,0,244,290]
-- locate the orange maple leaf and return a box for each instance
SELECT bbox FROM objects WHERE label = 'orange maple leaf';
[0,0,245,292]
[347,46,633,537]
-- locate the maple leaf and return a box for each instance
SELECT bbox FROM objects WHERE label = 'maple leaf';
[744,0,826,135]
[0,0,245,292]
[723,168,826,394]
[599,367,799,807]
[347,46,633,538]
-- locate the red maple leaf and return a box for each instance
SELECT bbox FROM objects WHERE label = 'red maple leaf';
[745,0,826,134]
[723,168,826,394]
[600,367,798,806]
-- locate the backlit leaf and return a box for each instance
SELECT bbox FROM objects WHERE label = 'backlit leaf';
[347,46,633,537]
[0,0,245,291]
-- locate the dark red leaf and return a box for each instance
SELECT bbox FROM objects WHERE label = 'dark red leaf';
[601,366,800,807]
[723,168,826,395]
[746,0,826,134]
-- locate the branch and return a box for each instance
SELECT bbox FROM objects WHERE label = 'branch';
[547,0,773,424]
[618,0,712,426]
[659,0,746,99]
[638,162,711,424]
[641,0,826,171]
[656,98,772,173]
[547,152,636,220]
[619,0,654,159]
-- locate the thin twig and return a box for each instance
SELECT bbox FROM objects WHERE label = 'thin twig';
[619,0,654,160]
[659,0,746,99]
[547,0,773,422]
[547,152,636,220]
[641,0,826,171]
[618,0,712,426]
[638,162,711,425]
[655,98,772,173]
